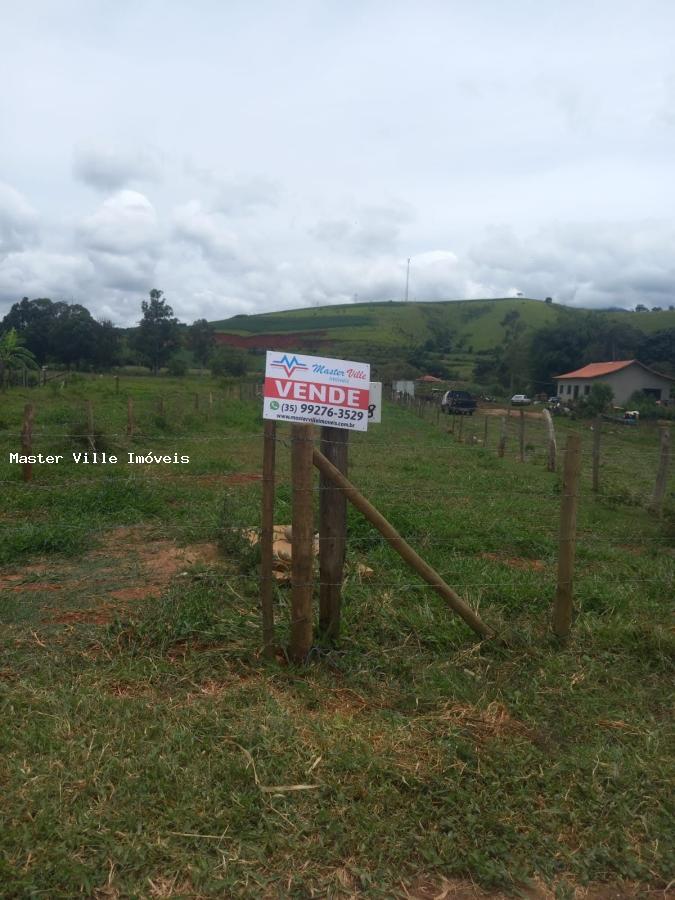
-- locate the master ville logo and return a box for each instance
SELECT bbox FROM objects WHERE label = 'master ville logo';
[270,355,309,377]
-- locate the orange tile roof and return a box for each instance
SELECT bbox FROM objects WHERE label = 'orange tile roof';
[554,360,635,380]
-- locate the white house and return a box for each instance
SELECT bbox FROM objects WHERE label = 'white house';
[554,359,673,406]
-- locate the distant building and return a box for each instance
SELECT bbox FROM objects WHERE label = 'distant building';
[392,379,415,398]
[554,360,673,406]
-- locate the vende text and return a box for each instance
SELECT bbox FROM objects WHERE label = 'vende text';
[264,378,369,408]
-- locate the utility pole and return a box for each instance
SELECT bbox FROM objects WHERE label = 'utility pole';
[405,257,410,302]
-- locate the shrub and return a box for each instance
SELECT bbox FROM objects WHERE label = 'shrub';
[167,356,188,376]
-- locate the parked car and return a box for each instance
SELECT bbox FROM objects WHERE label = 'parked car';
[511,394,531,406]
[441,390,477,415]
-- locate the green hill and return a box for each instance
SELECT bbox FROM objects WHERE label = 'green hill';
[212,297,675,356]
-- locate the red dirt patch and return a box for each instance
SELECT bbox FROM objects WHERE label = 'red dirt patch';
[42,604,122,625]
[6,582,63,592]
[109,586,159,601]
[3,526,225,625]
[480,552,546,571]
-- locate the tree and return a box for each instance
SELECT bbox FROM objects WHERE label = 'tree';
[635,304,648,312]
[167,355,188,376]
[545,297,553,304]
[1,297,121,369]
[0,328,38,390]
[134,290,181,374]
[500,310,530,392]
[583,382,614,416]
[210,347,247,377]
[188,318,215,369]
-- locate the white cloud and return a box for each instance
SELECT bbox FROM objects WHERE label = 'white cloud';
[0,183,38,257]
[1,3,675,324]
[73,146,162,191]
[0,250,95,303]
[81,190,159,255]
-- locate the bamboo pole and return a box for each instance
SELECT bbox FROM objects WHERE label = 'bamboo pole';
[650,428,671,516]
[518,410,525,462]
[312,448,493,640]
[592,417,601,492]
[290,425,315,663]
[126,397,135,438]
[542,408,557,472]
[260,421,277,658]
[319,427,349,639]
[497,416,507,458]
[86,399,95,450]
[552,433,582,641]
[21,403,34,483]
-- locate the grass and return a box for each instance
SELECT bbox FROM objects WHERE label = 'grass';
[0,376,673,897]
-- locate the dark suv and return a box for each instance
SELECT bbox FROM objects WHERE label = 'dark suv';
[441,390,477,415]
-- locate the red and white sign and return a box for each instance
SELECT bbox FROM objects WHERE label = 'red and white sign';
[263,351,371,431]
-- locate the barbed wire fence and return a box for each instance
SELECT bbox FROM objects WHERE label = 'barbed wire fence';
[1,382,672,662]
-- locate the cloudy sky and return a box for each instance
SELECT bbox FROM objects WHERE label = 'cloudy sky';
[1,0,674,325]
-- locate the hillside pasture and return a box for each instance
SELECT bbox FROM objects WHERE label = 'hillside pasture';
[0,376,672,897]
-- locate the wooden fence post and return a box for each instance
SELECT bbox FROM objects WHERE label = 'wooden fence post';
[126,397,135,438]
[194,393,199,411]
[115,375,119,394]
[519,410,525,462]
[498,416,507,458]
[592,417,602,492]
[21,403,34,483]
[483,415,489,447]
[543,408,557,472]
[552,433,582,641]
[260,421,277,658]
[650,428,671,516]
[86,400,95,450]
[319,427,349,640]
[290,424,315,663]
[457,415,464,443]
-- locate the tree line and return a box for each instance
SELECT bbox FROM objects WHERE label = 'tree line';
[0,290,247,382]
[472,308,674,395]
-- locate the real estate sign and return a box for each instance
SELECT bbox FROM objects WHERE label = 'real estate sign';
[368,382,382,423]
[263,351,371,432]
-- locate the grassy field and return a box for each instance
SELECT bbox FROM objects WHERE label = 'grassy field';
[0,376,673,897]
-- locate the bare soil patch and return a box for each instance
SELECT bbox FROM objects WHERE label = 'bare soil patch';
[1,526,224,624]
[480,552,546,571]
[482,406,544,420]
[42,605,123,626]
